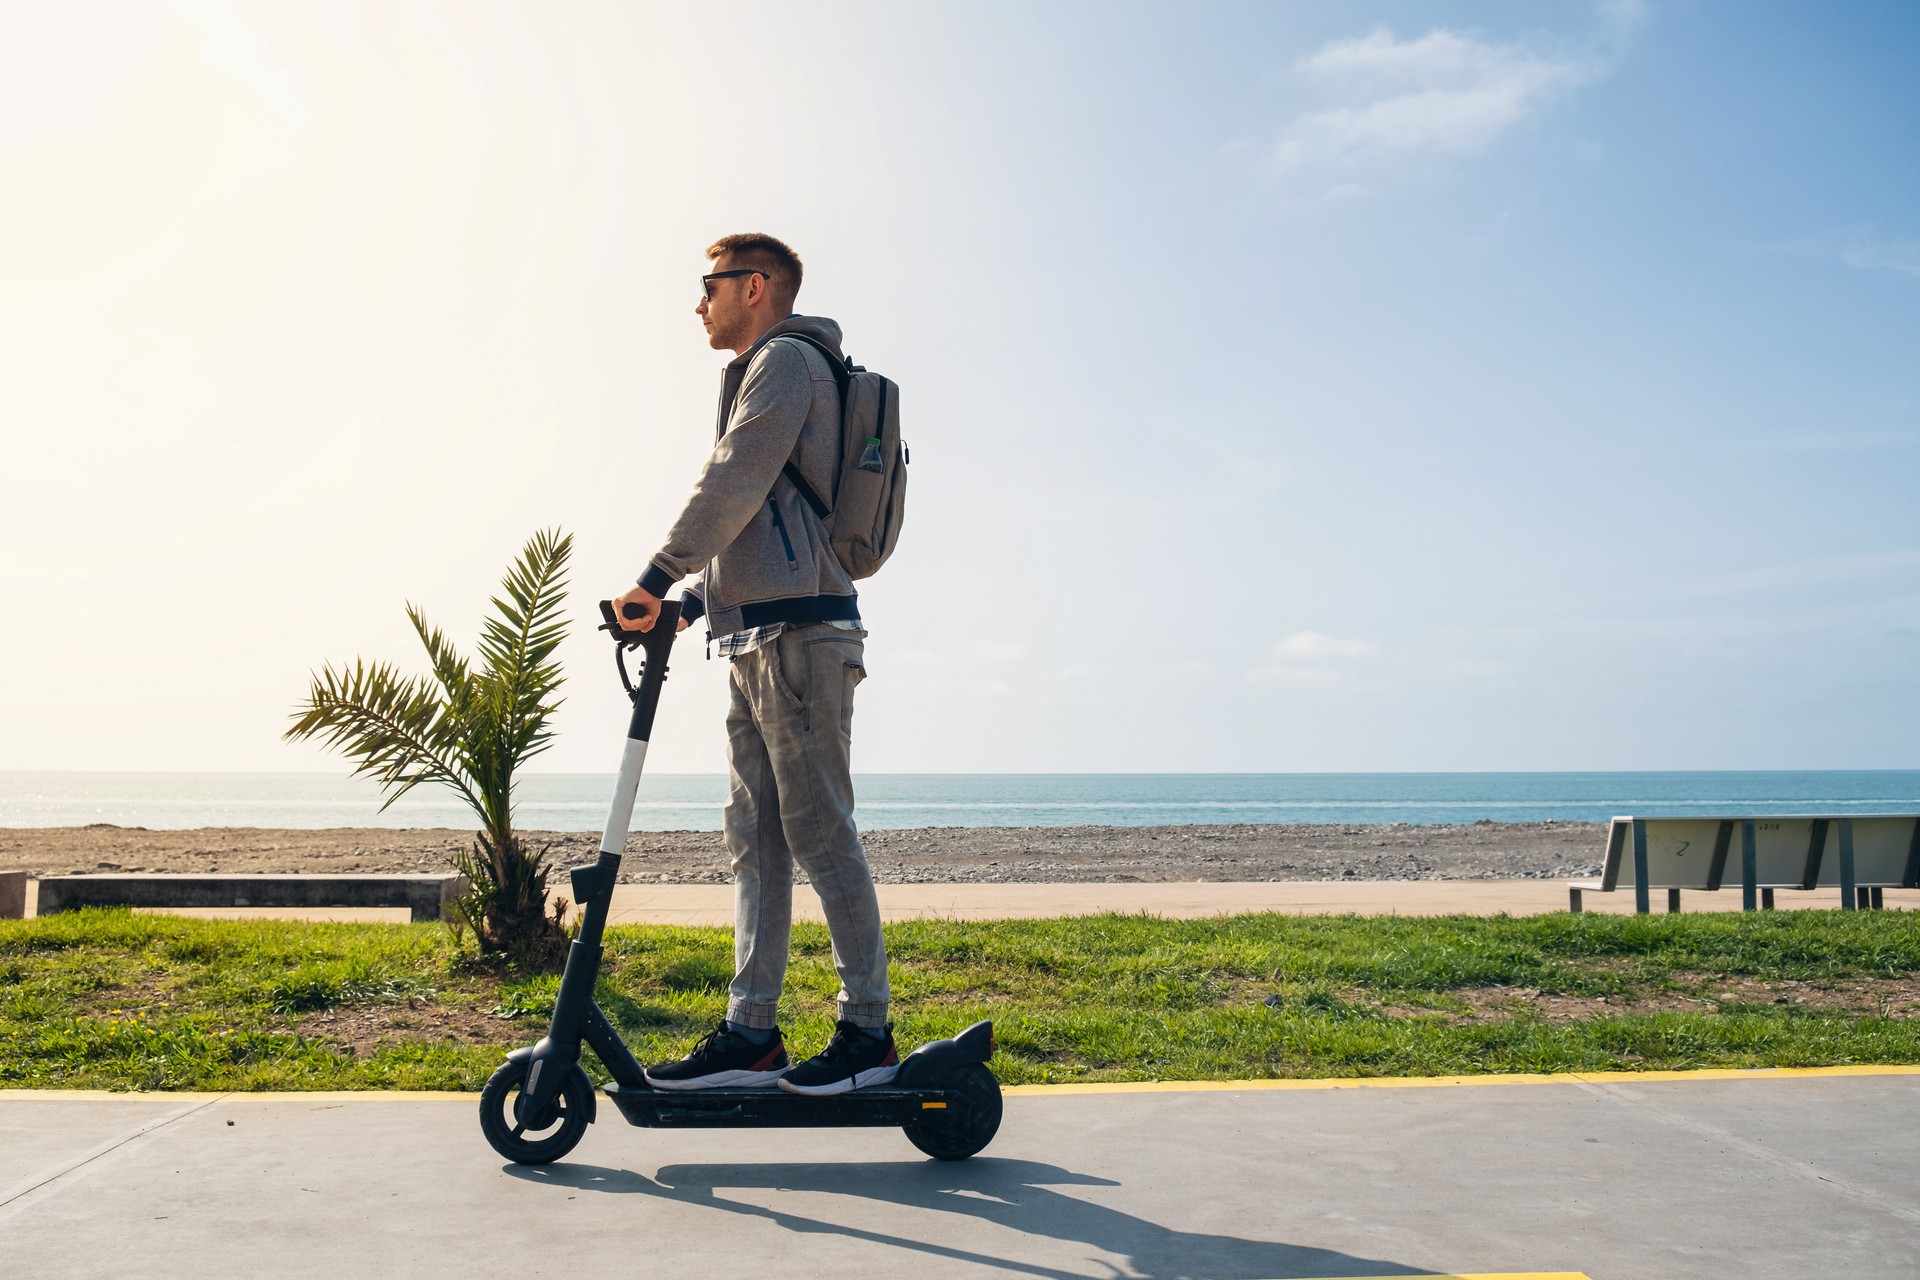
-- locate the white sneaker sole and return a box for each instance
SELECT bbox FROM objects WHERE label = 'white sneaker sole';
[644,1066,788,1091]
[777,1063,899,1097]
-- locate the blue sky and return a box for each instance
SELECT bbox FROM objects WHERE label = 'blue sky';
[1,1,1915,773]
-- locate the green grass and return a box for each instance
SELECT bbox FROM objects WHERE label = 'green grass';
[3,908,1917,1091]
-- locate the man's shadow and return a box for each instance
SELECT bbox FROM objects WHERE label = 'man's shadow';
[508,1156,1434,1280]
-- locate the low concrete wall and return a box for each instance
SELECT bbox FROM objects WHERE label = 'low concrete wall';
[0,870,24,919]
[33,873,469,922]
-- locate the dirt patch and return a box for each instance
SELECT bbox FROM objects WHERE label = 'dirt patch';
[292,999,528,1057]
[1448,974,1920,1024]
[77,976,179,1015]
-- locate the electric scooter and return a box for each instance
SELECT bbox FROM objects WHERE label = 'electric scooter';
[477,598,1003,1166]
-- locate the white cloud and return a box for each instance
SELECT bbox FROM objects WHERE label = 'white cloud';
[1751,231,1920,284]
[1265,6,1637,198]
[1274,631,1381,660]
[1248,665,1342,688]
[1252,632,1384,689]
[974,639,1028,662]
[1841,238,1920,279]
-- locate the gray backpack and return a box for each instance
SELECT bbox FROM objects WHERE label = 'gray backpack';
[774,334,908,580]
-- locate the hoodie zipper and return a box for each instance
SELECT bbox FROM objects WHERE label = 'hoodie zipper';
[768,498,797,567]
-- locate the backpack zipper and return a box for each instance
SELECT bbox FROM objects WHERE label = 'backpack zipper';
[768,498,798,567]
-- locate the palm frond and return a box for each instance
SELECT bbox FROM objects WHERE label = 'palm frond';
[284,658,486,822]
[477,527,572,776]
[408,603,472,705]
[479,527,572,685]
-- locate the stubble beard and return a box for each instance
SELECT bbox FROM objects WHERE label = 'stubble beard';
[706,310,749,352]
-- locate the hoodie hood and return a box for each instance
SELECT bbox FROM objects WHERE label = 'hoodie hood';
[730,314,844,369]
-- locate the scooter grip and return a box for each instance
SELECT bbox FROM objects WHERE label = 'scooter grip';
[598,599,651,629]
[598,598,680,643]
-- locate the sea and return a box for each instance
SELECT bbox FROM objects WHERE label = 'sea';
[2,771,1917,832]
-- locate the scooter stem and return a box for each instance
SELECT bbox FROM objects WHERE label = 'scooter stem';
[575,598,678,945]
[519,598,680,1115]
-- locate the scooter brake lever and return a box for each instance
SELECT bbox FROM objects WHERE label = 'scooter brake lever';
[598,599,645,647]
[597,599,681,699]
[598,601,643,696]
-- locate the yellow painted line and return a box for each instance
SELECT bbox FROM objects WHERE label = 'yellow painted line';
[4,1063,1915,1103]
[0,1089,475,1102]
[1001,1062,1920,1097]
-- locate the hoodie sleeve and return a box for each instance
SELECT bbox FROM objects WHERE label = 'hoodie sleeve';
[678,571,707,626]
[637,341,813,596]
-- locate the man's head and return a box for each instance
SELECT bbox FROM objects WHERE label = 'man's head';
[697,232,803,354]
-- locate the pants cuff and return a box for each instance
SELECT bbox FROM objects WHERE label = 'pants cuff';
[838,1002,890,1030]
[726,1000,780,1031]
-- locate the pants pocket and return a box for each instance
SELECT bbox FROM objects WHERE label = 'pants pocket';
[805,634,865,688]
[770,636,807,710]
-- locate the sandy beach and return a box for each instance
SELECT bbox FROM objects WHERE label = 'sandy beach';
[0,821,1605,884]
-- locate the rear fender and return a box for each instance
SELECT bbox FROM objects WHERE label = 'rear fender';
[895,1020,994,1089]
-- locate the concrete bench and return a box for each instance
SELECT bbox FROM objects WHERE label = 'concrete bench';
[1,869,25,919]
[32,873,469,922]
[1568,815,1920,914]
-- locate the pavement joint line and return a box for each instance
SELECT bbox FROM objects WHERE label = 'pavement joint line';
[4,1063,1917,1105]
[1572,1075,1920,1228]
[1005,1063,1920,1096]
[0,1092,227,1217]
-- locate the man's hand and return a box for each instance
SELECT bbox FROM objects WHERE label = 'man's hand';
[612,584,693,633]
[612,584,661,633]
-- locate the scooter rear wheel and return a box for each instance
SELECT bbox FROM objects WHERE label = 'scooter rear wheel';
[903,1063,1003,1161]
[479,1058,592,1165]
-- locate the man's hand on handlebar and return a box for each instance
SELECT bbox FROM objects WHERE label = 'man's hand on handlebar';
[612,584,689,633]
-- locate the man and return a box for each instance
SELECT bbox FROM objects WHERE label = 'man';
[611,233,895,1097]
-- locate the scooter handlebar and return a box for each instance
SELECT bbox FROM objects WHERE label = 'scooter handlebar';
[597,598,681,699]
[597,598,681,652]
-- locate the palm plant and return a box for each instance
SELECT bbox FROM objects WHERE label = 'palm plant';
[286,528,574,960]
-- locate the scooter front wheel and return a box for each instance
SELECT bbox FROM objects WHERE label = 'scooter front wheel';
[479,1057,592,1165]
[903,1063,1003,1161]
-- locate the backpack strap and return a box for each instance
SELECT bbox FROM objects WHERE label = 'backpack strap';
[769,333,853,520]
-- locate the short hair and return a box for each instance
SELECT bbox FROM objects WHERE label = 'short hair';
[707,232,803,307]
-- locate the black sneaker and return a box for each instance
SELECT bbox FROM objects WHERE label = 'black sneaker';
[644,1024,789,1090]
[777,1021,899,1096]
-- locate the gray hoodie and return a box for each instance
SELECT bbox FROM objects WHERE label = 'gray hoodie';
[637,315,859,638]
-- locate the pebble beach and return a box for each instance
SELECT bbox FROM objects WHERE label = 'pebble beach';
[2,820,1605,885]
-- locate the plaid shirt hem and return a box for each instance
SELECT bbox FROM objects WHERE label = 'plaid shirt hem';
[715,618,865,660]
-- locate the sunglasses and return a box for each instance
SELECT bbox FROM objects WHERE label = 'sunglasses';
[701,269,764,300]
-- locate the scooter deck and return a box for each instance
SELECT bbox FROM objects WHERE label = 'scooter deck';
[604,1081,961,1129]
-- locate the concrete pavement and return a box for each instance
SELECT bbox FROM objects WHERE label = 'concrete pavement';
[17,877,1913,925]
[4,1070,1918,1279]
[590,880,1920,927]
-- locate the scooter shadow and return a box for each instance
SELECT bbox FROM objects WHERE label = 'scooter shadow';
[506,1157,1435,1279]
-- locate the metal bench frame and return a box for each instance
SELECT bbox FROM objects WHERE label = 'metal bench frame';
[1569,815,1919,914]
